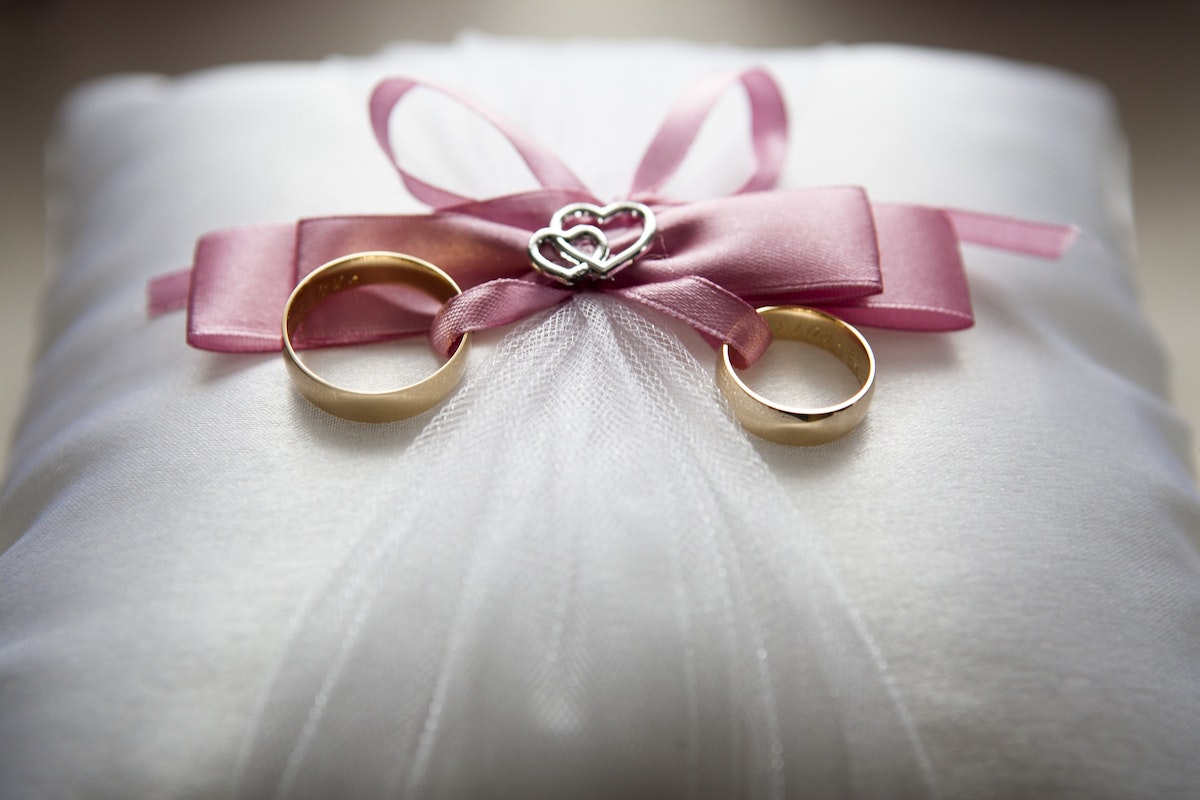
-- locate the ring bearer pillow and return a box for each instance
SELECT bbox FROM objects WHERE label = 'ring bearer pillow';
[1,35,1198,799]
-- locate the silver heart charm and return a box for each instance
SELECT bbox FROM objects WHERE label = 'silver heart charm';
[528,201,657,285]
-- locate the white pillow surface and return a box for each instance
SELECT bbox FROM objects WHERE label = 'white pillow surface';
[1,35,1198,799]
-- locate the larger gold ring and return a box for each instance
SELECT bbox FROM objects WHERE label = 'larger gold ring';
[282,251,469,423]
[716,306,875,446]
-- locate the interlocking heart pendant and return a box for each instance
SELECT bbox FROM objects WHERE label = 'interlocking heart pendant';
[527,201,657,285]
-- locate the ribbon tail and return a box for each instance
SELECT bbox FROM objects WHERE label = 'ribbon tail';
[148,269,193,316]
[944,208,1078,258]
[613,276,771,368]
[430,278,572,358]
[820,203,1076,332]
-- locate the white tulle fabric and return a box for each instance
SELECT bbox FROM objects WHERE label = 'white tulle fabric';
[235,297,932,799]
[2,35,1200,800]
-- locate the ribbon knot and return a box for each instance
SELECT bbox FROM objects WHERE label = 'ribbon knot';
[148,68,1077,368]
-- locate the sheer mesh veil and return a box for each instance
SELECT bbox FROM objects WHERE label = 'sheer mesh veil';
[234,296,937,799]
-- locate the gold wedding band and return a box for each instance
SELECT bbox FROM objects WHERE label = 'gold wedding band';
[717,306,875,446]
[282,251,469,423]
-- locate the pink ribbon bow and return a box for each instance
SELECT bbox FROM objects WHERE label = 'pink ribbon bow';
[148,68,1077,367]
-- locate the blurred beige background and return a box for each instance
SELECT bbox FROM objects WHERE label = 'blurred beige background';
[2,0,1198,470]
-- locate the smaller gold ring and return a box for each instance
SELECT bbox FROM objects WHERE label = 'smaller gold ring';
[281,251,469,423]
[717,306,875,446]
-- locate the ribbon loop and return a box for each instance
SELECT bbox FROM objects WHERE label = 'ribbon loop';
[629,67,789,200]
[370,77,592,209]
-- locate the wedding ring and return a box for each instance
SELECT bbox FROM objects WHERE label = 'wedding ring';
[281,251,469,423]
[717,306,875,446]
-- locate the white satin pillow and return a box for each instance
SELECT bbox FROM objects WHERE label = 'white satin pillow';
[1,36,1198,799]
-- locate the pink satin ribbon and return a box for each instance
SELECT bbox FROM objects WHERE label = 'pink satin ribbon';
[148,68,1077,367]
